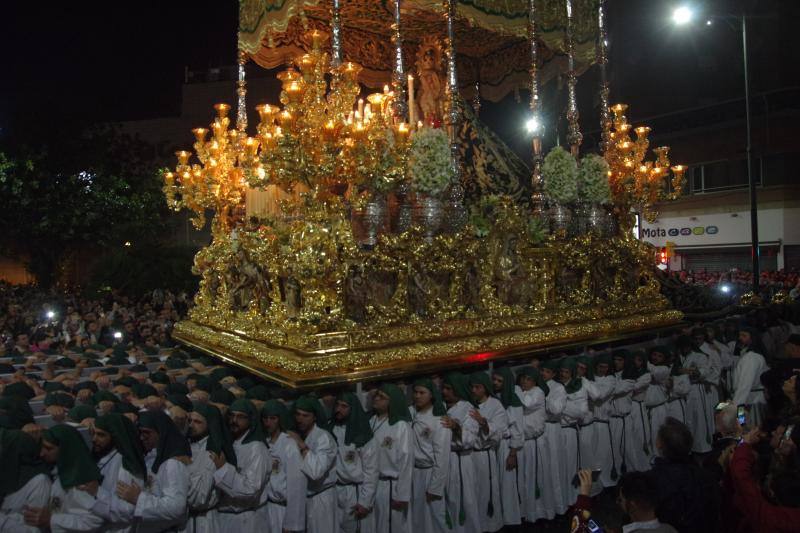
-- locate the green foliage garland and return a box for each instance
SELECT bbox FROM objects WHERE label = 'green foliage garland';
[542,146,578,204]
[578,153,611,204]
[407,127,454,197]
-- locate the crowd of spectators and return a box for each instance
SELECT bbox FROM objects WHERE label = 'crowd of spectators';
[668,269,800,303]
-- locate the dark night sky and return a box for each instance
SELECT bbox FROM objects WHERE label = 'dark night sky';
[1,0,798,147]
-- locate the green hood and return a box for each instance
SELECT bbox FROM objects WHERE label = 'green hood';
[67,404,97,423]
[94,413,147,480]
[0,428,50,499]
[292,395,330,431]
[622,350,648,380]
[229,398,266,444]
[559,358,583,394]
[43,424,102,489]
[3,382,35,400]
[516,366,548,396]
[443,372,475,407]
[377,384,411,425]
[44,392,75,408]
[193,403,237,467]
[492,367,522,408]
[332,392,373,448]
[261,399,293,433]
[210,388,235,406]
[577,355,594,381]
[137,411,191,473]
[0,396,34,429]
[413,378,446,416]
[468,371,494,404]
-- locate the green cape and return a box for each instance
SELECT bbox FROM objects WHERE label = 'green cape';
[333,392,373,448]
[468,371,494,403]
[492,367,522,408]
[413,378,446,416]
[559,358,583,394]
[229,398,266,444]
[193,403,237,467]
[43,424,102,489]
[138,410,191,473]
[377,384,412,425]
[443,372,475,407]
[0,396,34,429]
[44,392,75,408]
[210,388,235,406]
[94,413,147,479]
[3,382,35,400]
[93,390,120,405]
[67,404,97,423]
[167,394,193,413]
[261,399,293,432]
[0,428,50,499]
[516,366,549,396]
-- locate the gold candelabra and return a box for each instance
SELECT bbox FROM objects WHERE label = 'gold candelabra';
[604,103,686,226]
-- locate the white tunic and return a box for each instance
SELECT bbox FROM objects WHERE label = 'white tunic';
[369,415,413,533]
[409,406,451,533]
[443,400,481,533]
[732,348,769,428]
[331,424,378,533]
[626,371,652,471]
[301,425,338,533]
[49,477,105,533]
[645,364,671,461]
[542,380,566,516]
[213,432,270,531]
[135,454,189,533]
[0,473,51,533]
[498,400,524,526]
[91,449,140,533]
[183,437,220,533]
[560,384,589,506]
[470,396,506,533]
[682,351,714,453]
[666,373,691,424]
[700,342,723,409]
[609,375,634,477]
[583,375,616,489]
[519,387,547,521]
[265,432,307,533]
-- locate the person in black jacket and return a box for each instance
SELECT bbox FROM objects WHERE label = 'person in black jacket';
[651,417,720,533]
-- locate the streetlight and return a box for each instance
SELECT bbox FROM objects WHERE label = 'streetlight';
[672,5,759,295]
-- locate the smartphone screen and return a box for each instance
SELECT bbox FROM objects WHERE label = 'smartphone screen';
[587,518,603,533]
[737,405,746,426]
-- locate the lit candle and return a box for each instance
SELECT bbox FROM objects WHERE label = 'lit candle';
[358,98,364,119]
[407,74,416,125]
[213,103,230,118]
[192,128,208,143]
[280,110,292,128]
[417,120,423,130]
[364,104,372,123]
[175,151,191,166]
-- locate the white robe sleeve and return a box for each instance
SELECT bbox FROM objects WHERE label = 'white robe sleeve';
[91,468,139,525]
[283,440,307,532]
[357,439,379,509]
[186,452,217,511]
[300,430,337,482]
[475,402,508,448]
[520,388,545,412]
[213,441,269,504]
[507,406,524,449]
[50,487,105,533]
[672,374,691,397]
[613,378,635,396]
[633,372,651,394]
[134,459,188,523]
[392,422,413,503]
[647,364,671,384]
[733,354,758,407]
[425,423,451,498]
[562,389,589,420]
[545,385,566,417]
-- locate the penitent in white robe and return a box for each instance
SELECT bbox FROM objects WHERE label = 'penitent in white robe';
[645,364,671,462]
[92,449,141,533]
[265,432,307,533]
[732,348,769,428]
[626,371,652,472]
[666,372,691,425]
[182,437,220,533]
[135,454,189,533]
[214,431,270,532]
[301,424,338,533]
[683,351,714,453]
[331,425,378,533]
[498,400,525,526]
[700,342,723,411]
[370,415,413,533]
[0,473,51,533]
[560,384,589,507]
[471,396,507,533]
[518,386,547,522]
[410,405,451,533]
[49,478,105,533]
[542,380,567,516]
[444,400,482,533]
[583,374,616,489]
[609,375,634,477]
